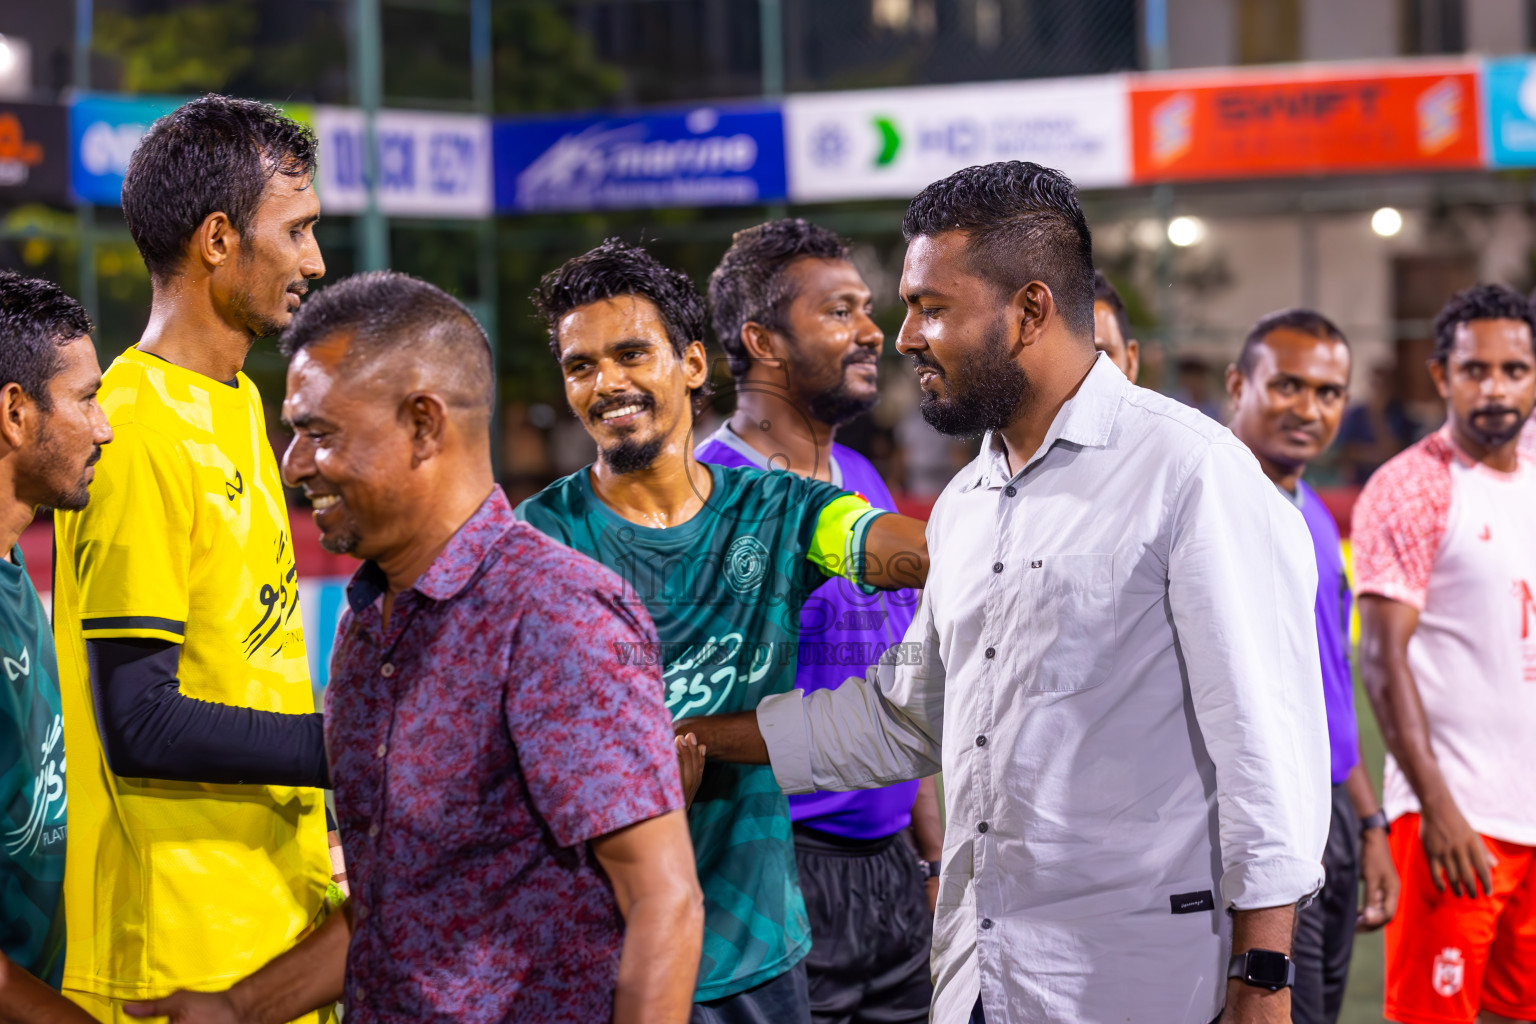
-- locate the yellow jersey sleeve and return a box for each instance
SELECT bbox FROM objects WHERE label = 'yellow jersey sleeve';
[805,492,888,593]
[71,422,194,643]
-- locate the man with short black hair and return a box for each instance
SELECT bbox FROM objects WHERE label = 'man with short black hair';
[50,94,335,1021]
[517,238,929,1024]
[0,272,109,1024]
[126,271,704,1024]
[1224,308,1399,1024]
[680,161,1329,1024]
[1092,270,1138,382]
[1355,283,1536,1024]
[700,218,940,1024]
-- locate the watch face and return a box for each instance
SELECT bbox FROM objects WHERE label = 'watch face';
[1246,949,1291,988]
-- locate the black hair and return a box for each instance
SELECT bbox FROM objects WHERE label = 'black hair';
[534,238,706,359]
[708,218,850,378]
[902,161,1095,338]
[533,238,708,407]
[280,271,493,412]
[1432,284,1536,363]
[0,270,94,413]
[1238,308,1349,376]
[122,94,318,284]
[1092,270,1132,346]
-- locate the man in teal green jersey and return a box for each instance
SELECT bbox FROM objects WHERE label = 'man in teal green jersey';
[0,271,110,1024]
[517,240,928,1024]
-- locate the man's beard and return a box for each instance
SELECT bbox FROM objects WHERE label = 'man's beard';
[228,274,306,339]
[590,391,663,474]
[803,352,880,427]
[34,429,99,512]
[914,317,1031,438]
[319,525,360,556]
[599,436,664,474]
[1465,405,1530,449]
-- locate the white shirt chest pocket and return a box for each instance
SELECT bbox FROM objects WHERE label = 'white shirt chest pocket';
[1019,552,1117,692]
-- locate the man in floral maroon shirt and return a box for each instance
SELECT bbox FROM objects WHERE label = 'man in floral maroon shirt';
[124,271,704,1024]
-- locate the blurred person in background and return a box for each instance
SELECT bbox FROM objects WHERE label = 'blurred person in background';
[1354,284,1536,1024]
[49,96,337,1023]
[1224,309,1399,1024]
[699,218,941,1024]
[1170,355,1224,422]
[0,272,109,1024]
[1092,271,1139,382]
[1335,362,1421,487]
[518,239,929,1024]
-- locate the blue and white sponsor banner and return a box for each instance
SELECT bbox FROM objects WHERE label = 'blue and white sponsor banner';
[297,576,351,698]
[494,105,786,213]
[1482,58,1536,166]
[314,106,493,217]
[784,75,1130,202]
[69,94,183,204]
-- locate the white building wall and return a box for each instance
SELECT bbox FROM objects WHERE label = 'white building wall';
[1465,0,1527,55]
[1167,0,1235,68]
[1302,0,1398,60]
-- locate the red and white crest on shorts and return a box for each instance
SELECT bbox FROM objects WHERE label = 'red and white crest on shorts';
[1432,947,1465,997]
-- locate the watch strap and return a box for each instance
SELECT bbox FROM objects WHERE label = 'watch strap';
[918,858,942,880]
[1360,810,1390,833]
[1227,950,1296,991]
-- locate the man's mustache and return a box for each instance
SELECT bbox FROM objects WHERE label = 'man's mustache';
[85,446,102,468]
[588,392,656,423]
[1470,405,1519,422]
[1278,416,1321,437]
[843,350,879,368]
[908,351,943,376]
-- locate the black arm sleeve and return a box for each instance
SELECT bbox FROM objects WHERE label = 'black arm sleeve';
[87,638,330,789]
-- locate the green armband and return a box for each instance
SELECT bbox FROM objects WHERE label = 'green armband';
[806,494,889,593]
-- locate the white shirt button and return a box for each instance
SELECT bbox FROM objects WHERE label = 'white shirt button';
[368,823,380,838]
[380,663,395,677]
[376,743,387,758]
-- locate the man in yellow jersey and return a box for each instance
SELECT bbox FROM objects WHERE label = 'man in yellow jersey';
[51,95,333,1023]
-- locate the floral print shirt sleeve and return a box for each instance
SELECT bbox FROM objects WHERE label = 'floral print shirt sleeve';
[326,487,683,1024]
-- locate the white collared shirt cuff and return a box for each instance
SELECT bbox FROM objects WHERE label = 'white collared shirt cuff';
[757,689,816,794]
[1221,855,1326,910]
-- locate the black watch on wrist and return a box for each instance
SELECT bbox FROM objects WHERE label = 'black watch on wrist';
[918,858,941,880]
[1228,949,1295,991]
[1360,810,1390,833]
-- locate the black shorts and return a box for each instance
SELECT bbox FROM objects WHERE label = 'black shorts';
[793,824,933,1024]
[691,960,811,1024]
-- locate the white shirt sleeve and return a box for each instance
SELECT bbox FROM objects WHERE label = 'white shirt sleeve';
[1167,440,1330,910]
[756,586,946,794]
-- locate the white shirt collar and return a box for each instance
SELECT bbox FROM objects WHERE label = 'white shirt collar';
[961,351,1125,492]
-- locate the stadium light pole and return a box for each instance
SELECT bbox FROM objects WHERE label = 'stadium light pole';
[760,0,787,218]
[471,0,496,347]
[1145,0,1175,362]
[470,0,500,476]
[353,0,388,272]
[74,0,98,322]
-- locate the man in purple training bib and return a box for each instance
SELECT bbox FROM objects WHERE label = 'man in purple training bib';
[1224,308,1400,1024]
[698,219,943,1024]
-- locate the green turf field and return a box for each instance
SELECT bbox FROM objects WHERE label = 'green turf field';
[1339,672,1388,1024]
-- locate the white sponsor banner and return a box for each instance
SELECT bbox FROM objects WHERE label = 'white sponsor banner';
[314,107,492,217]
[784,74,1130,201]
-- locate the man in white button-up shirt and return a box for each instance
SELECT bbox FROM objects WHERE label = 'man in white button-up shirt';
[678,162,1329,1024]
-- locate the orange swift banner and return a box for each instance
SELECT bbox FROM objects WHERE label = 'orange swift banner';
[1130,62,1483,183]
